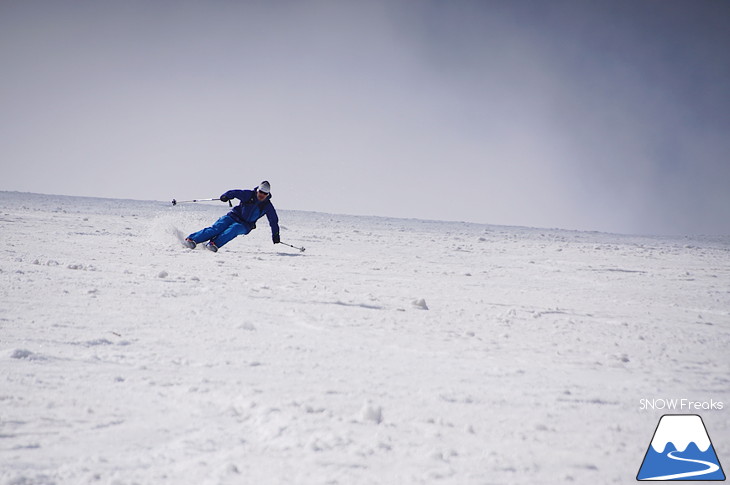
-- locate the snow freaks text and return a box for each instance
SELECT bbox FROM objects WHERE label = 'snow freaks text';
[639,399,724,411]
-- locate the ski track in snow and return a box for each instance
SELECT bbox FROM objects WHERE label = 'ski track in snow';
[1,192,729,484]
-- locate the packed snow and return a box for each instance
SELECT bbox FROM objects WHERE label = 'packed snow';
[1,191,729,484]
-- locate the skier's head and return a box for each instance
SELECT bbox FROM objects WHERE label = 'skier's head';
[256,181,270,201]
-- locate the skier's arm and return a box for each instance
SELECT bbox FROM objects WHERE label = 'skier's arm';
[266,205,280,243]
[220,189,251,202]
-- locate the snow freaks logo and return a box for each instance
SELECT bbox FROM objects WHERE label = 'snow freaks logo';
[640,398,724,411]
[637,414,726,481]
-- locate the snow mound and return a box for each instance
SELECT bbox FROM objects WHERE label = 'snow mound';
[412,298,429,310]
[359,401,383,424]
[10,349,46,361]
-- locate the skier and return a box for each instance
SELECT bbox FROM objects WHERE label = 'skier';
[184,181,280,252]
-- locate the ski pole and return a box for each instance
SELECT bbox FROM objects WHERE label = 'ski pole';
[171,198,232,207]
[280,242,306,252]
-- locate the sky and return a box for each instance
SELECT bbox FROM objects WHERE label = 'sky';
[1,0,729,235]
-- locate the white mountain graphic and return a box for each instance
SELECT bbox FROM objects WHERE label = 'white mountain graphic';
[651,415,711,453]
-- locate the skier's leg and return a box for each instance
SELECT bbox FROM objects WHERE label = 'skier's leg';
[210,222,251,248]
[188,215,235,243]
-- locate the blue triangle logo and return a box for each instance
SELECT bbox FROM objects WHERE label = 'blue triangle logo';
[637,414,726,481]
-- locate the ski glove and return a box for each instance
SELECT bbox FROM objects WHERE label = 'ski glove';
[219,195,229,202]
[272,234,280,244]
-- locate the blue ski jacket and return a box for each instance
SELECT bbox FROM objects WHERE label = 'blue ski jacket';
[221,188,280,237]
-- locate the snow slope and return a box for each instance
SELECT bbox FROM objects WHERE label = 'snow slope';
[1,191,729,484]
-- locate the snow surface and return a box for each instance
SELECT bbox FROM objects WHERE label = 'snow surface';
[1,191,729,484]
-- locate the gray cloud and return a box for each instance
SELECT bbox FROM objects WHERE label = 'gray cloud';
[1,0,728,235]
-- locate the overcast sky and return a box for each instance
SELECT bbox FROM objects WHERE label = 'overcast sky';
[1,0,728,235]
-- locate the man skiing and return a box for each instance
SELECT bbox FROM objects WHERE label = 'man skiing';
[185,181,280,252]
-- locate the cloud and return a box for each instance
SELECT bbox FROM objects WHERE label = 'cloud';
[1,0,728,234]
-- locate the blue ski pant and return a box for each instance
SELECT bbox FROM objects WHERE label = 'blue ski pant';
[188,215,252,248]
